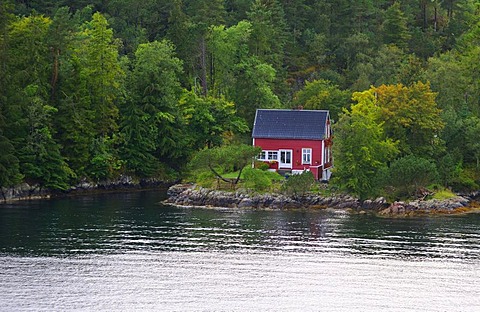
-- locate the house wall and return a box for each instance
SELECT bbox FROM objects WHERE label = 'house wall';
[254,138,324,173]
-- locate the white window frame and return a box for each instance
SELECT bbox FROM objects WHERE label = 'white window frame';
[302,148,312,165]
[257,150,278,161]
[323,144,331,164]
[279,149,293,169]
[258,151,267,160]
[267,151,278,160]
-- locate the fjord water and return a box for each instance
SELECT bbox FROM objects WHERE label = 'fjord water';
[1,191,480,311]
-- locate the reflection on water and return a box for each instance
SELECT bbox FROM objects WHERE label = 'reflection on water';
[1,191,480,311]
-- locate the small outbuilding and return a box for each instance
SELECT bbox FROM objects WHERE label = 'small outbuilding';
[252,109,333,181]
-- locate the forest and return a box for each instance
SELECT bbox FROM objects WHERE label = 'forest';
[1,0,480,199]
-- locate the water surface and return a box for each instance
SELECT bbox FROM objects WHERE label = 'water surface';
[1,191,479,311]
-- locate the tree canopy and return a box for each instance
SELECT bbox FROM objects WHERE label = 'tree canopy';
[1,1,480,195]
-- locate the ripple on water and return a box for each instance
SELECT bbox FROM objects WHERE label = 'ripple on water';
[1,191,480,311]
[1,251,480,312]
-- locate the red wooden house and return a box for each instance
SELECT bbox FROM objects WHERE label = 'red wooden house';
[252,109,333,181]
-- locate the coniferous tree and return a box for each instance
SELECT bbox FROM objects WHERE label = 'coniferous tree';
[382,2,411,49]
[3,14,72,189]
[121,40,185,174]
[247,0,287,72]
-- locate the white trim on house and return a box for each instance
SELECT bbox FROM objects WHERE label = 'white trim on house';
[321,140,325,166]
[302,148,312,165]
[292,169,310,175]
[279,149,293,169]
[257,150,279,161]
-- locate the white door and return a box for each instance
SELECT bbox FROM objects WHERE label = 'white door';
[279,150,292,169]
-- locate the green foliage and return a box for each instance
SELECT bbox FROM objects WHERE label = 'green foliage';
[463,116,480,167]
[292,79,350,121]
[232,57,282,124]
[386,155,439,198]
[449,166,480,193]
[242,167,271,191]
[242,167,282,192]
[425,51,467,111]
[0,134,22,188]
[332,90,399,199]
[432,189,457,200]
[189,144,261,185]
[253,161,270,171]
[375,82,445,158]
[118,100,159,177]
[437,151,463,187]
[195,171,216,188]
[281,171,315,197]
[382,2,411,49]
[179,91,248,150]
[75,12,124,137]
[87,136,123,182]
[2,0,480,195]
[121,39,185,172]
[247,0,287,71]
[208,21,252,97]
[371,44,408,86]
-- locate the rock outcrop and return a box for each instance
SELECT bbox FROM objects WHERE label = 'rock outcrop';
[166,184,379,210]
[378,196,471,216]
[1,176,171,202]
[165,184,475,216]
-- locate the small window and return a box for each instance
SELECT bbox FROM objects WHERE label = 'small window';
[302,148,312,165]
[258,151,278,161]
[267,151,278,160]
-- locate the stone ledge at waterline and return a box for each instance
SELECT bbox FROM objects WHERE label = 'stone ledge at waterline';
[0,176,171,202]
[165,184,478,216]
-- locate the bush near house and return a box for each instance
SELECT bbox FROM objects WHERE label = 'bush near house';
[242,167,283,192]
[281,171,315,197]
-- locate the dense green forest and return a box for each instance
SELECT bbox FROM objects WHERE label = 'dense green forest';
[1,0,480,198]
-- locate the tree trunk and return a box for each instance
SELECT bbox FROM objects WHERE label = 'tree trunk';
[209,164,231,183]
[421,1,428,31]
[199,36,208,96]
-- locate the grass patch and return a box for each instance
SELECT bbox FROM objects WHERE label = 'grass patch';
[432,189,457,200]
[222,170,244,179]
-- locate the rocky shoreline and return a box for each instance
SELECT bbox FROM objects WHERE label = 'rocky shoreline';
[0,175,172,202]
[165,184,479,216]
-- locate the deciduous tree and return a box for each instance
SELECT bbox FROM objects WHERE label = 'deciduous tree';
[189,144,261,185]
[292,79,350,121]
[332,90,398,199]
[375,82,444,157]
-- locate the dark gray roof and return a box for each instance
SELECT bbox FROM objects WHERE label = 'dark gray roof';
[252,109,329,140]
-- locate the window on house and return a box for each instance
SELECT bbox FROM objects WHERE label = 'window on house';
[267,151,278,160]
[258,151,278,161]
[258,151,266,160]
[302,148,312,165]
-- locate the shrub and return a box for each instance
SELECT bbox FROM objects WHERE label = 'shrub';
[386,155,439,198]
[449,167,479,192]
[281,171,315,196]
[254,161,270,171]
[196,171,216,188]
[242,168,282,192]
[432,189,457,200]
